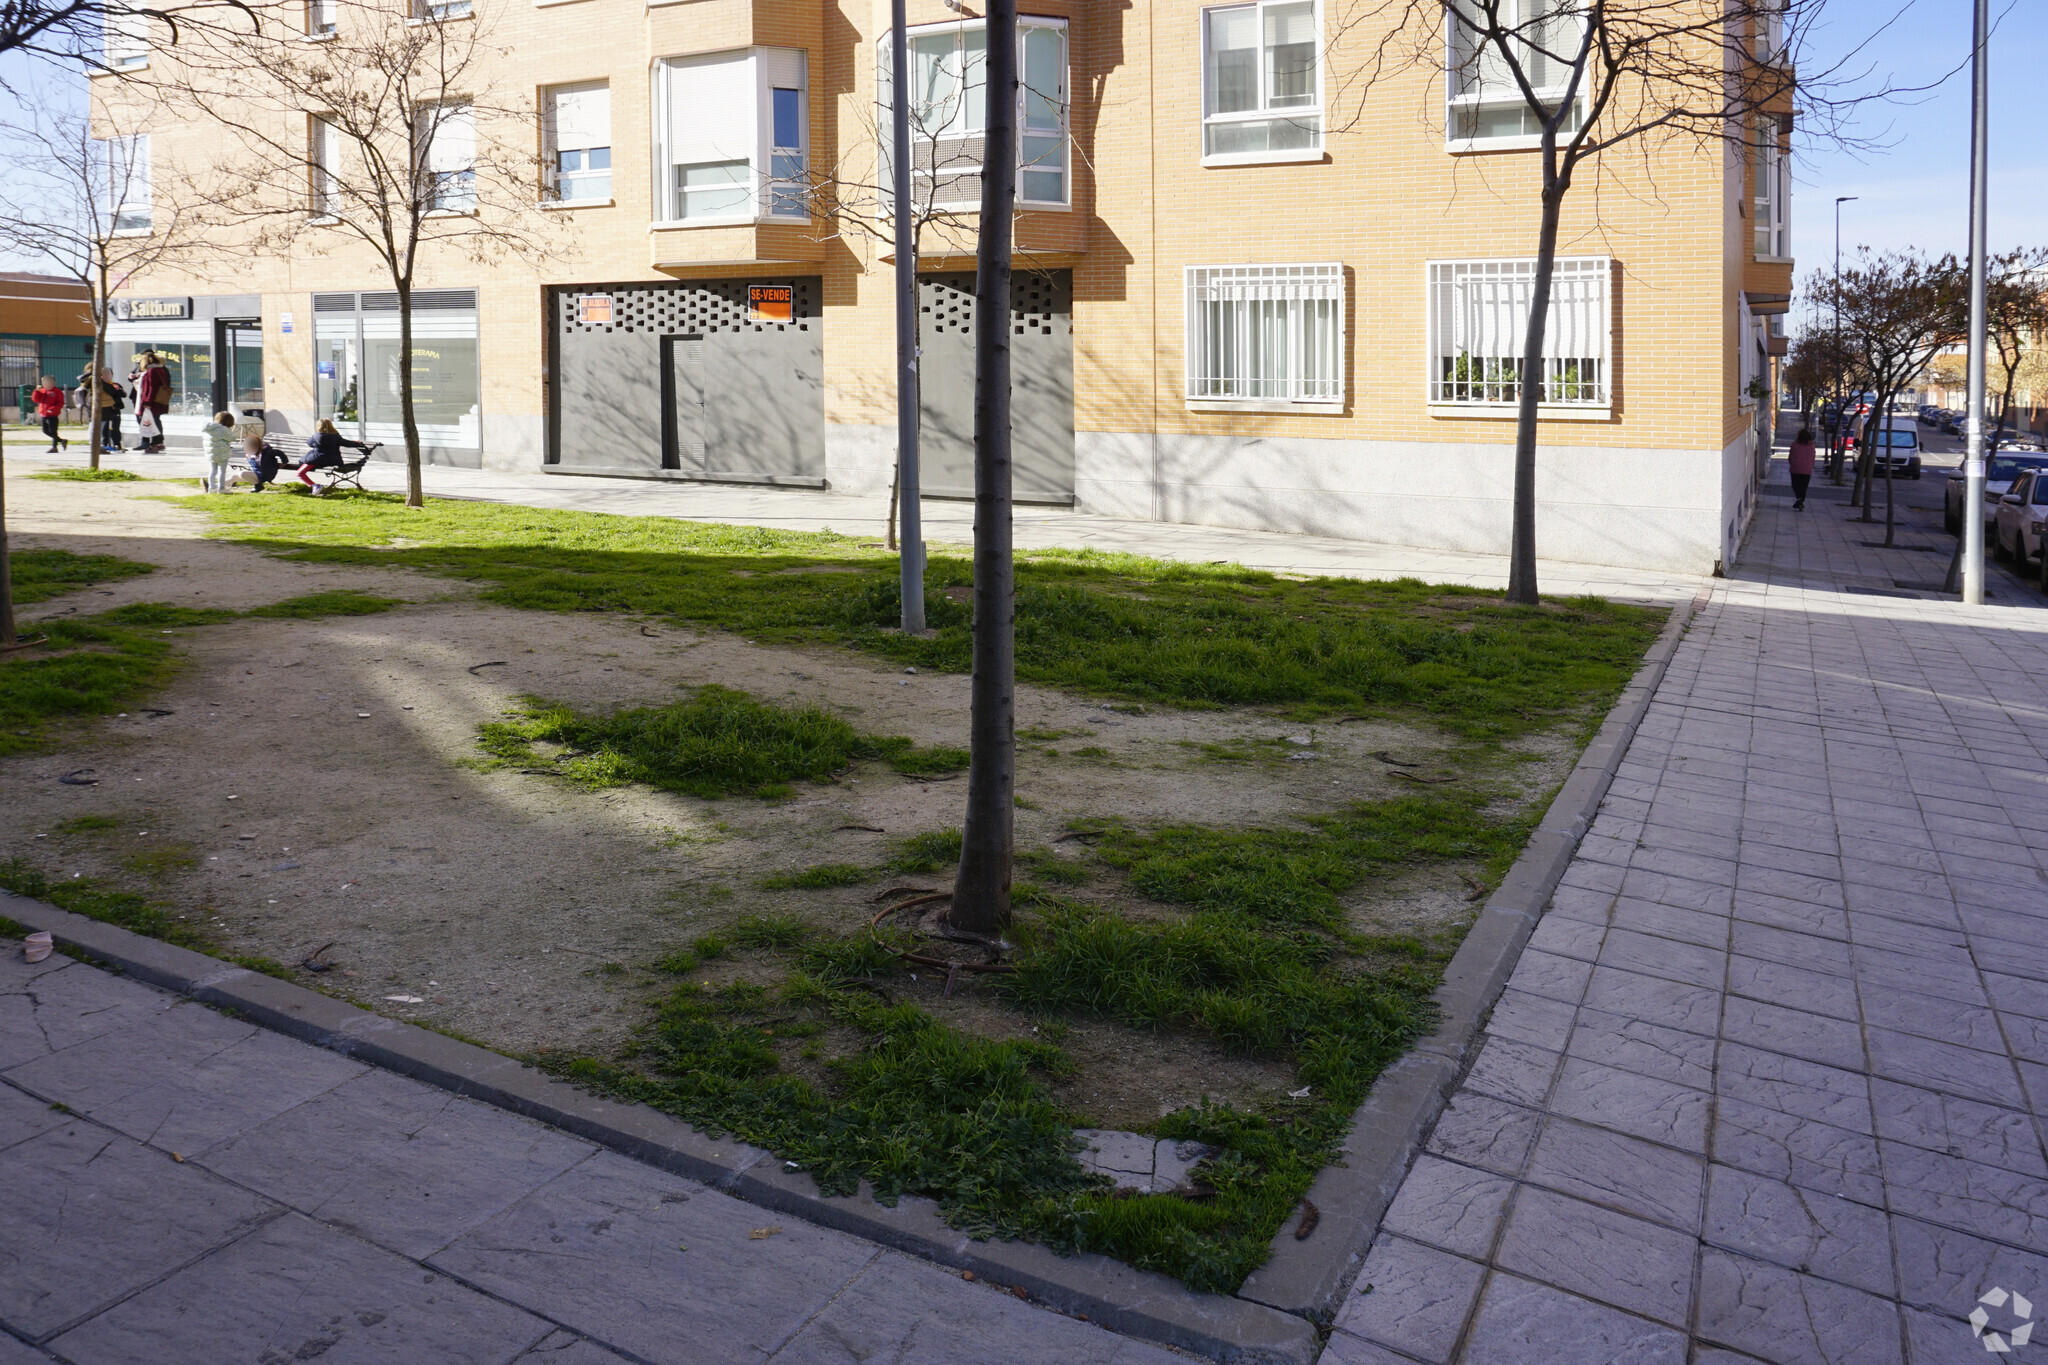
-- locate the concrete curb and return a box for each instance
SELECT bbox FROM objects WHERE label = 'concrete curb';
[0,586,1706,1364]
[1235,584,1710,1323]
[0,896,1317,1365]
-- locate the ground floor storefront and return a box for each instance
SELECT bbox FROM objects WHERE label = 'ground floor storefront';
[106,275,1753,575]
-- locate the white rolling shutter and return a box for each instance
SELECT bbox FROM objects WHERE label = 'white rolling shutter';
[548,83,608,154]
[663,52,755,169]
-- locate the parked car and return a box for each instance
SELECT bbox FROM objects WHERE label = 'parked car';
[1945,453,2048,533]
[1941,413,1965,435]
[1917,405,1939,424]
[1992,469,2048,569]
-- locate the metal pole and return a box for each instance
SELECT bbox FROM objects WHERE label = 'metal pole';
[1832,196,1855,481]
[892,0,925,633]
[1961,0,1989,605]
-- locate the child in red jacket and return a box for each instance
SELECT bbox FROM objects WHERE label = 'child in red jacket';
[30,376,69,452]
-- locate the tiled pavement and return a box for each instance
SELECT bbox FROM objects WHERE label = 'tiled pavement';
[8,445,1703,605]
[0,946,1185,1363]
[1331,467,2048,1363]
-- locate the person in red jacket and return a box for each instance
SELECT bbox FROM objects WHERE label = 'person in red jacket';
[30,375,69,452]
[134,351,172,452]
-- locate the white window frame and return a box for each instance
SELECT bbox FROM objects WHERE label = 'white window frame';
[544,82,612,205]
[1426,256,1611,414]
[414,0,472,19]
[653,48,810,228]
[418,104,476,215]
[310,115,342,218]
[1752,117,1790,261]
[1199,0,1324,168]
[1443,0,1586,153]
[877,16,1070,212]
[1184,263,1345,411]
[306,0,336,36]
[105,134,152,235]
[102,8,148,69]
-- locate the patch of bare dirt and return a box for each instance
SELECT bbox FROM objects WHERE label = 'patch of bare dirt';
[2,462,1567,1123]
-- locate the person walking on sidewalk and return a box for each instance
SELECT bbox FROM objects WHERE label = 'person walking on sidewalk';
[1789,427,1817,510]
[134,351,171,452]
[94,368,126,453]
[201,410,238,492]
[30,376,69,452]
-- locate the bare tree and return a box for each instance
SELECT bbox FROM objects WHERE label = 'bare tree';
[0,0,246,73]
[1979,250,2048,455]
[0,98,193,468]
[1785,318,1866,482]
[1329,0,1896,603]
[0,95,195,648]
[157,0,551,506]
[948,0,1019,936]
[1812,249,1966,545]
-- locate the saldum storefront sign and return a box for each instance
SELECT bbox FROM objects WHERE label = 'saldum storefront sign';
[113,297,192,321]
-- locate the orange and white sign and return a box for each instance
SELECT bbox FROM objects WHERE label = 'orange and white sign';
[748,284,793,323]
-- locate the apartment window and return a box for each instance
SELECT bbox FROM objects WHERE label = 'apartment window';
[1185,264,1343,405]
[1755,0,1784,61]
[877,18,1068,209]
[418,0,472,17]
[1752,119,1788,259]
[419,105,475,213]
[307,0,335,34]
[1445,0,1584,147]
[657,48,808,223]
[1202,1,1321,162]
[545,83,611,202]
[310,116,341,215]
[1427,257,1609,406]
[103,8,148,68]
[107,135,151,233]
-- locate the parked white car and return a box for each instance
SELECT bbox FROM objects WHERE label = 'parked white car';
[1992,468,2048,570]
[1946,454,2048,534]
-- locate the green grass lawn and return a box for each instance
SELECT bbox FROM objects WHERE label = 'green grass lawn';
[100,492,1667,1291]
[178,489,1664,740]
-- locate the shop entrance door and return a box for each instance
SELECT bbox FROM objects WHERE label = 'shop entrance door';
[216,320,265,423]
[660,326,823,482]
[662,335,707,473]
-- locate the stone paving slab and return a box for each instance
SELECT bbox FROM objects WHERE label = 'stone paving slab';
[0,951,1194,1363]
[1335,456,2048,1363]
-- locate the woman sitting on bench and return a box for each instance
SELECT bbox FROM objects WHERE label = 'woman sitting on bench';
[297,418,373,495]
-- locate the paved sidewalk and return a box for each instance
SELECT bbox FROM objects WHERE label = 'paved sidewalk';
[7,446,1702,605]
[0,945,1184,1363]
[1329,464,2048,1363]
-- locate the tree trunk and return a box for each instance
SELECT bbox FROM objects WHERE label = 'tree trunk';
[948,0,1017,935]
[89,274,108,471]
[1,434,15,646]
[886,462,899,552]
[1878,386,1897,544]
[1504,179,1565,606]
[397,281,423,508]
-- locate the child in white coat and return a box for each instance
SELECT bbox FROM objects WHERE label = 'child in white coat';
[201,411,237,492]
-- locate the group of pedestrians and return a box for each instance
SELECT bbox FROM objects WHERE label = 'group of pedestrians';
[29,352,173,454]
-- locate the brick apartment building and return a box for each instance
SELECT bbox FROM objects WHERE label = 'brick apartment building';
[95,0,1793,574]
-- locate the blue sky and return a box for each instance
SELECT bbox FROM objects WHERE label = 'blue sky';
[1789,0,2043,278]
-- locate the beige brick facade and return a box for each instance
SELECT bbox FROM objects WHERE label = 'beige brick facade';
[97,0,1793,573]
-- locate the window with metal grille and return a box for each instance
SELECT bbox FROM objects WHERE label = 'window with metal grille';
[1184,263,1343,403]
[1427,257,1609,406]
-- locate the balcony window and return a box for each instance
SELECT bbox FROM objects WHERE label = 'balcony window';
[1445,0,1584,148]
[877,17,1068,210]
[1752,118,1789,259]
[1202,1,1321,162]
[310,116,341,215]
[103,9,148,68]
[104,134,151,232]
[1427,257,1610,407]
[419,104,475,213]
[657,48,808,224]
[545,82,611,202]
[1185,263,1343,405]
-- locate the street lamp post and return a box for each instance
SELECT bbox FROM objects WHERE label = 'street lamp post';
[1961,0,1990,606]
[1832,195,1857,482]
[892,0,926,633]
